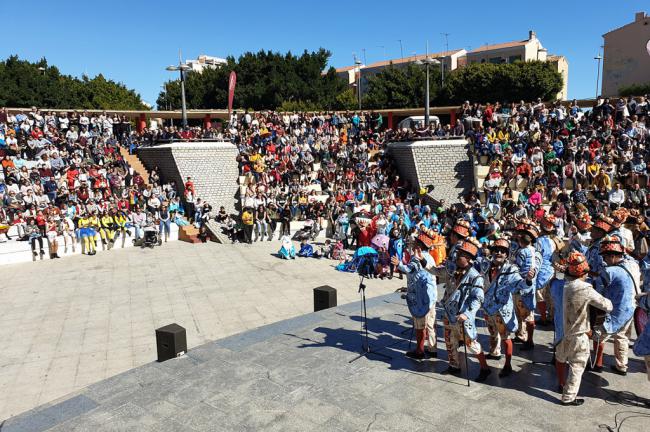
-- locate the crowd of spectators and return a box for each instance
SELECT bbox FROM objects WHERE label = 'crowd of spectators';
[0,107,213,260]
[1,93,649,264]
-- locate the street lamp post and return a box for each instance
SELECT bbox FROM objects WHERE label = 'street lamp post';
[594,54,603,100]
[415,57,440,127]
[355,58,362,110]
[166,51,190,128]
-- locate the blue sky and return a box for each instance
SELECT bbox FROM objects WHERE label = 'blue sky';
[1,0,647,107]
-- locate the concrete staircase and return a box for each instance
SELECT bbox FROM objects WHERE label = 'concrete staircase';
[119,147,150,185]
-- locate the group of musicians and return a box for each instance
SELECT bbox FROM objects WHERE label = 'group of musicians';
[399,214,650,406]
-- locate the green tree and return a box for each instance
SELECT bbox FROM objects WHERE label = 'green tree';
[156,49,348,111]
[619,82,650,97]
[441,61,562,104]
[362,63,440,109]
[0,55,147,109]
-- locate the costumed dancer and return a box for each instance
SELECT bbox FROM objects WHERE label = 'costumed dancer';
[633,292,650,381]
[555,251,613,406]
[99,210,115,250]
[512,219,540,350]
[444,219,471,277]
[112,209,129,248]
[78,213,96,256]
[610,208,634,254]
[550,260,566,391]
[442,237,491,381]
[393,230,437,359]
[482,238,534,377]
[585,215,613,294]
[590,236,638,375]
[536,215,564,326]
[566,212,591,255]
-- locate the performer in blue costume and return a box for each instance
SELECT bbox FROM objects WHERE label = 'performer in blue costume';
[633,292,650,382]
[442,237,491,382]
[585,215,613,294]
[394,230,437,359]
[512,219,540,350]
[482,238,533,377]
[591,236,637,375]
[536,215,564,326]
[444,219,472,277]
[566,211,591,255]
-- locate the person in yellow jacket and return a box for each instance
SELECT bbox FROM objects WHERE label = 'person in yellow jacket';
[78,213,97,255]
[112,209,129,248]
[99,211,116,250]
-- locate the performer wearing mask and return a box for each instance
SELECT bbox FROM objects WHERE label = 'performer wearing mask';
[513,219,540,350]
[393,230,437,359]
[610,208,634,254]
[444,219,472,277]
[536,215,564,326]
[633,292,650,381]
[566,212,591,255]
[442,237,490,381]
[586,215,613,294]
[556,251,612,406]
[591,236,637,375]
[482,238,533,377]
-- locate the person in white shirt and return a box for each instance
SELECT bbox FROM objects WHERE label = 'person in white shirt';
[608,183,625,209]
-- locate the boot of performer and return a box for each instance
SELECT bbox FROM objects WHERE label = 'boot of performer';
[406,329,426,359]
[536,301,548,325]
[499,339,514,377]
[555,360,567,393]
[521,322,535,351]
[476,352,492,382]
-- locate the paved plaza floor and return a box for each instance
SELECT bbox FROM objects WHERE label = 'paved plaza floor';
[3,291,649,431]
[0,240,404,421]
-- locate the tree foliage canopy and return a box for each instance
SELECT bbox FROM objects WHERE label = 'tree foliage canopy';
[157,48,350,111]
[619,82,650,97]
[0,55,147,110]
[362,63,440,109]
[361,60,563,108]
[441,61,563,104]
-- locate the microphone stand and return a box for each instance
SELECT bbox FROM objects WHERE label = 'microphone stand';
[349,274,393,363]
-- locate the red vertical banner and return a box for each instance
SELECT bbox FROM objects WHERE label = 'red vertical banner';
[228,71,237,116]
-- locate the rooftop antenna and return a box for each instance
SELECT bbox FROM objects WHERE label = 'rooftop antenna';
[442,33,450,53]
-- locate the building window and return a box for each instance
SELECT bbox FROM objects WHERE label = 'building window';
[509,55,522,63]
[489,57,502,64]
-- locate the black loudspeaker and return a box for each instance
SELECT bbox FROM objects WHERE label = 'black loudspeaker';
[313,285,337,312]
[155,323,187,362]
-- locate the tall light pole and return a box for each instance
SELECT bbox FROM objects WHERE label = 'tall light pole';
[441,33,450,86]
[415,57,440,127]
[355,58,362,110]
[398,40,403,60]
[594,54,603,100]
[166,50,190,128]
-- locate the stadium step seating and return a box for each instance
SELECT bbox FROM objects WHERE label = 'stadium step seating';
[119,147,150,185]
